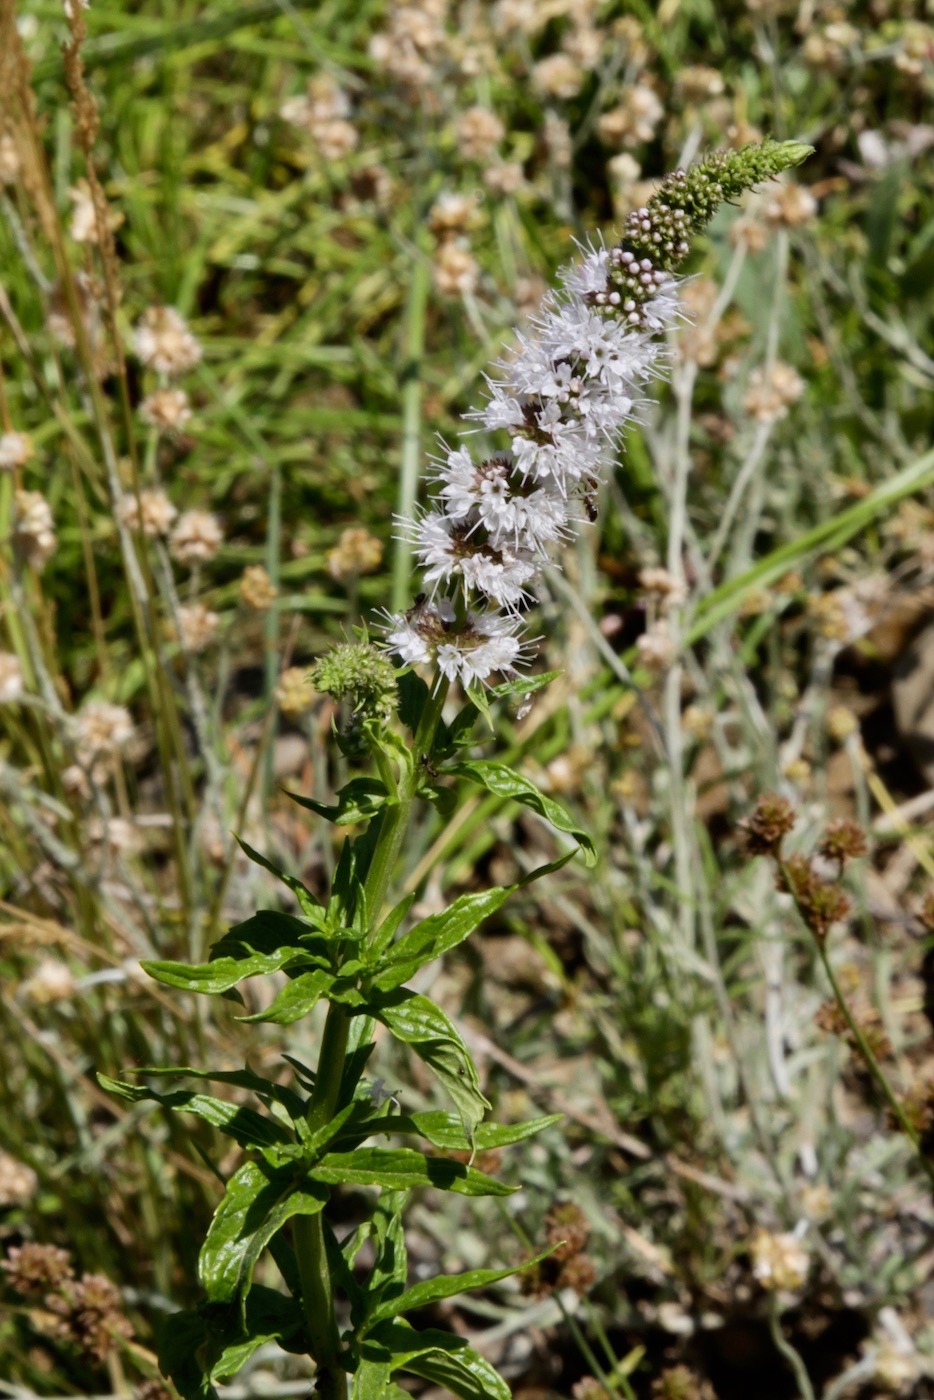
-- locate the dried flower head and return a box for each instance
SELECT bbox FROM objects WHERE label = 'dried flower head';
[741,792,796,855]
[174,603,220,654]
[638,565,687,606]
[0,1152,38,1208]
[47,1271,133,1364]
[764,181,818,227]
[819,818,868,865]
[0,652,24,703]
[428,191,480,241]
[750,1228,809,1291]
[532,53,584,99]
[742,362,804,422]
[275,666,315,719]
[240,564,278,611]
[652,1366,716,1400]
[327,526,383,582]
[432,241,480,298]
[0,431,34,470]
[676,65,725,103]
[456,106,504,162]
[524,1201,596,1297]
[599,86,664,148]
[777,856,850,940]
[483,161,526,196]
[139,387,192,433]
[116,488,178,538]
[281,75,358,160]
[572,1380,610,1400]
[636,619,675,671]
[73,700,134,766]
[21,957,77,1004]
[134,306,202,377]
[2,1242,74,1294]
[14,490,56,569]
[169,510,223,566]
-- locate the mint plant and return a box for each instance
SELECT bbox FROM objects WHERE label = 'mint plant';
[101,140,810,1400]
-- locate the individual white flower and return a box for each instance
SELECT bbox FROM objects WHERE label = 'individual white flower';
[406,512,539,611]
[435,448,571,552]
[385,601,527,688]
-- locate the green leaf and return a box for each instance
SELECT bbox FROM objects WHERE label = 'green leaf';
[397,669,431,734]
[370,885,516,992]
[143,910,331,995]
[447,759,597,867]
[199,1159,328,1309]
[285,776,388,826]
[369,990,490,1141]
[141,944,319,996]
[362,1322,510,1400]
[124,1064,308,1126]
[157,1304,221,1400]
[334,1108,561,1154]
[97,1074,292,1150]
[367,1249,551,1327]
[309,1147,513,1197]
[237,968,336,1025]
[234,838,326,924]
[366,1191,407,1318]
[407,1110,563,1152]
[488,669,562,700]
[210,1287,306,1380]
[369,893,416,960]
[157,1289,306,1399]
[352,1360,409,1400]
[404,1340,511,1400]
[213,910,329,959]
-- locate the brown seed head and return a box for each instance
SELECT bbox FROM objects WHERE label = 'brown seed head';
[2,1242,74,1295]
[741,792,796,856]
[819,818,868,866]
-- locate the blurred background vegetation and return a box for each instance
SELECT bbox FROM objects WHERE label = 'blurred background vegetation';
[0,0,933,1396]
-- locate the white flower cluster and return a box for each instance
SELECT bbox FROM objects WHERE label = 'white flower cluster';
[385,242,680,687]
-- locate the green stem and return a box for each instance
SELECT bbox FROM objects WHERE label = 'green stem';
[768,1294,815,1400]
[294,676,449,1392]
[815,939,934,1189]
[295,1003,351,1397]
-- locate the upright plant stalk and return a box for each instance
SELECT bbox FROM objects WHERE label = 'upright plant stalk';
[99,142,811,1400]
